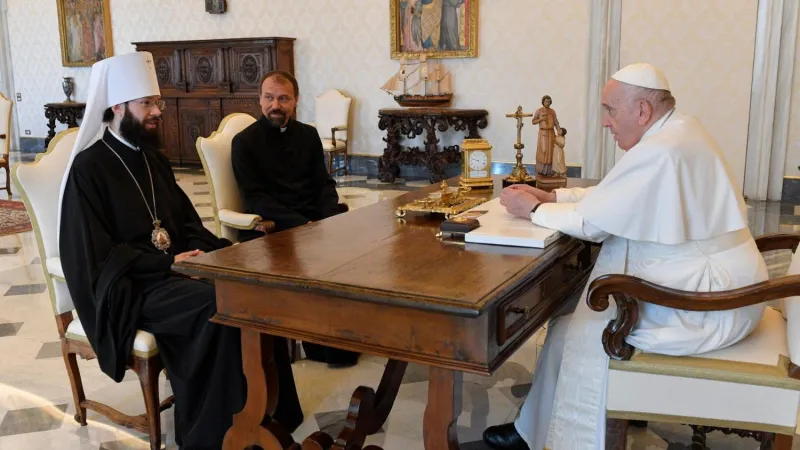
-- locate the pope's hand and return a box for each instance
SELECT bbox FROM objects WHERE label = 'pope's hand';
[174,249,204,263]
[499,189,541,219]
[505,184,556,203]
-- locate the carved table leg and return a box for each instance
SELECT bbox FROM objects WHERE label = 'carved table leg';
[378,117,400,183]
[364,359,407,434]
[690,425,707,450]
[44,110,57,149]
[223,329,295,450]
[300,359,405,450]
[423,367,463,450]
[423,118,446,183]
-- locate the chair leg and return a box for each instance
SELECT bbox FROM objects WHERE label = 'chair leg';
[327,152,333,175]
[289,338,297,363]
[135,356,163,450]
[61,342,87,426]
[605,418,628,450]
[4,164,10,197]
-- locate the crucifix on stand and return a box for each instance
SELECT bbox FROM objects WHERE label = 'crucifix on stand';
[503,105,536,188]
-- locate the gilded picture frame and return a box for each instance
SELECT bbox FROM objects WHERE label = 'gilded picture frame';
[57,0,114,67]
[390,0,478,60]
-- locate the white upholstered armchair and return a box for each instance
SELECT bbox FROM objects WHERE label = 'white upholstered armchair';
[0,92,12,196]
[12,128,173,450]
[591,233,800,449]
[311,89,351,176]
[196,112,275,242]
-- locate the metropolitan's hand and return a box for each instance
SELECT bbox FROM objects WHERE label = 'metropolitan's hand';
[505,184,557,203]
[174,249,204,263]
[499,189,541,219]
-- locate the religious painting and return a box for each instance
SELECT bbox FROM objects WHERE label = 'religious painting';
[57,0,113,67]
[390,0,478,59]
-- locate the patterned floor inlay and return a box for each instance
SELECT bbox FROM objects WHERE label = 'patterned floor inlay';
[4,283,47,296]
[0,404,67,437]
[34,341,62,360]
[0,322,23,338]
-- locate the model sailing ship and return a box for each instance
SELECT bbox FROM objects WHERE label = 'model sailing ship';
[382,55,453,107]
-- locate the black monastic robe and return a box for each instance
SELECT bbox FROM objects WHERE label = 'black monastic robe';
[231,116,359,366]
[59,129,303,449]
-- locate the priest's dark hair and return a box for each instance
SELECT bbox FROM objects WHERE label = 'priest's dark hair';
[102,107,114,123]
[259,70,299,97]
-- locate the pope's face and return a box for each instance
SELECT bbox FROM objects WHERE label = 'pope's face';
[600,80,645,151]
[260,77,297,127]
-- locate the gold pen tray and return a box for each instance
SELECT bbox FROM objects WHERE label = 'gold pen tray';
[396,182,488,219]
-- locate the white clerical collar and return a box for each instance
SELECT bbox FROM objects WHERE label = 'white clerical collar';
[280,127,287,133]
[107,127,139,151]
[643,107,675,139]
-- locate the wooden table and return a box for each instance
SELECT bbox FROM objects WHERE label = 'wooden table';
[377,108,488,183]
[174,176,598,450]
[44,102,85,148]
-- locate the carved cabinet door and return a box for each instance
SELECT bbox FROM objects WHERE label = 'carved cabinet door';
[229,47,273,94]
[222,98,261,120]
[178,98,221,165]
[150,49,185,94]
[159,98,181,163]
[185,47,227,95]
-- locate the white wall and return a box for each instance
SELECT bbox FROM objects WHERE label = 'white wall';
[6,0,590,165]
[619,0,759,191]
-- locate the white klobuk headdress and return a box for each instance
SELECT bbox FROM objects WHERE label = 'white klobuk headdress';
[57,52,161,246]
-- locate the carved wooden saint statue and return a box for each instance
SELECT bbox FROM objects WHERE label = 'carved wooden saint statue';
[531,95,561,177]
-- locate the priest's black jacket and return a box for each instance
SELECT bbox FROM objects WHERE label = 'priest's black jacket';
[231,116,341,239]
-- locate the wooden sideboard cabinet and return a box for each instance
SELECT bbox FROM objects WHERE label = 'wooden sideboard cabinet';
[133,37,295,166]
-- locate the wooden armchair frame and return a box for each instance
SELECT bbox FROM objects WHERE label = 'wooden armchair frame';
[590,233,800,449]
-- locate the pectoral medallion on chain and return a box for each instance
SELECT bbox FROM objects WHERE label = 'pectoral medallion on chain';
[151,220,171,252]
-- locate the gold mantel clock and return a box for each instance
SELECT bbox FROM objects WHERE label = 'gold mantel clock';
[459,138,494,189]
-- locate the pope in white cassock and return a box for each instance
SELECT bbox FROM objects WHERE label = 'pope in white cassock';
[482,63,768,450]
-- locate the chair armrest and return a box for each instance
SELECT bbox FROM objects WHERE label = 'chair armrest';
[755,233,800,253]
[218,209,275,233]
[587,273,800,361]
[331,125,347,146]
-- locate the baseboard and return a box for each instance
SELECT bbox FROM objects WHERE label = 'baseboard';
[782,177,800,204]
[345,154,582,180]
[20,137,46,154]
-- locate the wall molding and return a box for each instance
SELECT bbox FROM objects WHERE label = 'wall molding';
[582,0,621,179]
[744,0,799,201]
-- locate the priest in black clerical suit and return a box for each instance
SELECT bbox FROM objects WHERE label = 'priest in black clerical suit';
[231,70,359,367]
[58,53,303,449]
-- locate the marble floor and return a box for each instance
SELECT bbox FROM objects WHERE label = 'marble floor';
[1,162,800,449]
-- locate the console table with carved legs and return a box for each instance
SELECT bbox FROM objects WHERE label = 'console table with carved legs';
[174,176,599,450]
[44,102,85,149]
[378,108,488,183]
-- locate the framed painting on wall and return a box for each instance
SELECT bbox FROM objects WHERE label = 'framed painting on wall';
[57,0,114,67]
[390,0,478,59]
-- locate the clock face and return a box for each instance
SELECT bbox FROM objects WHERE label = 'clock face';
[469,151,488,171]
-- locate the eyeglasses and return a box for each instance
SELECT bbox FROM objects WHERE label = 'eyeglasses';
[130,99,166,111]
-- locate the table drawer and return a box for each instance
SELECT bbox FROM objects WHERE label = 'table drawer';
[496,243,587,345]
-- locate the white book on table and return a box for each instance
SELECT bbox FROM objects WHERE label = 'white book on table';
[463,198,561,248]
